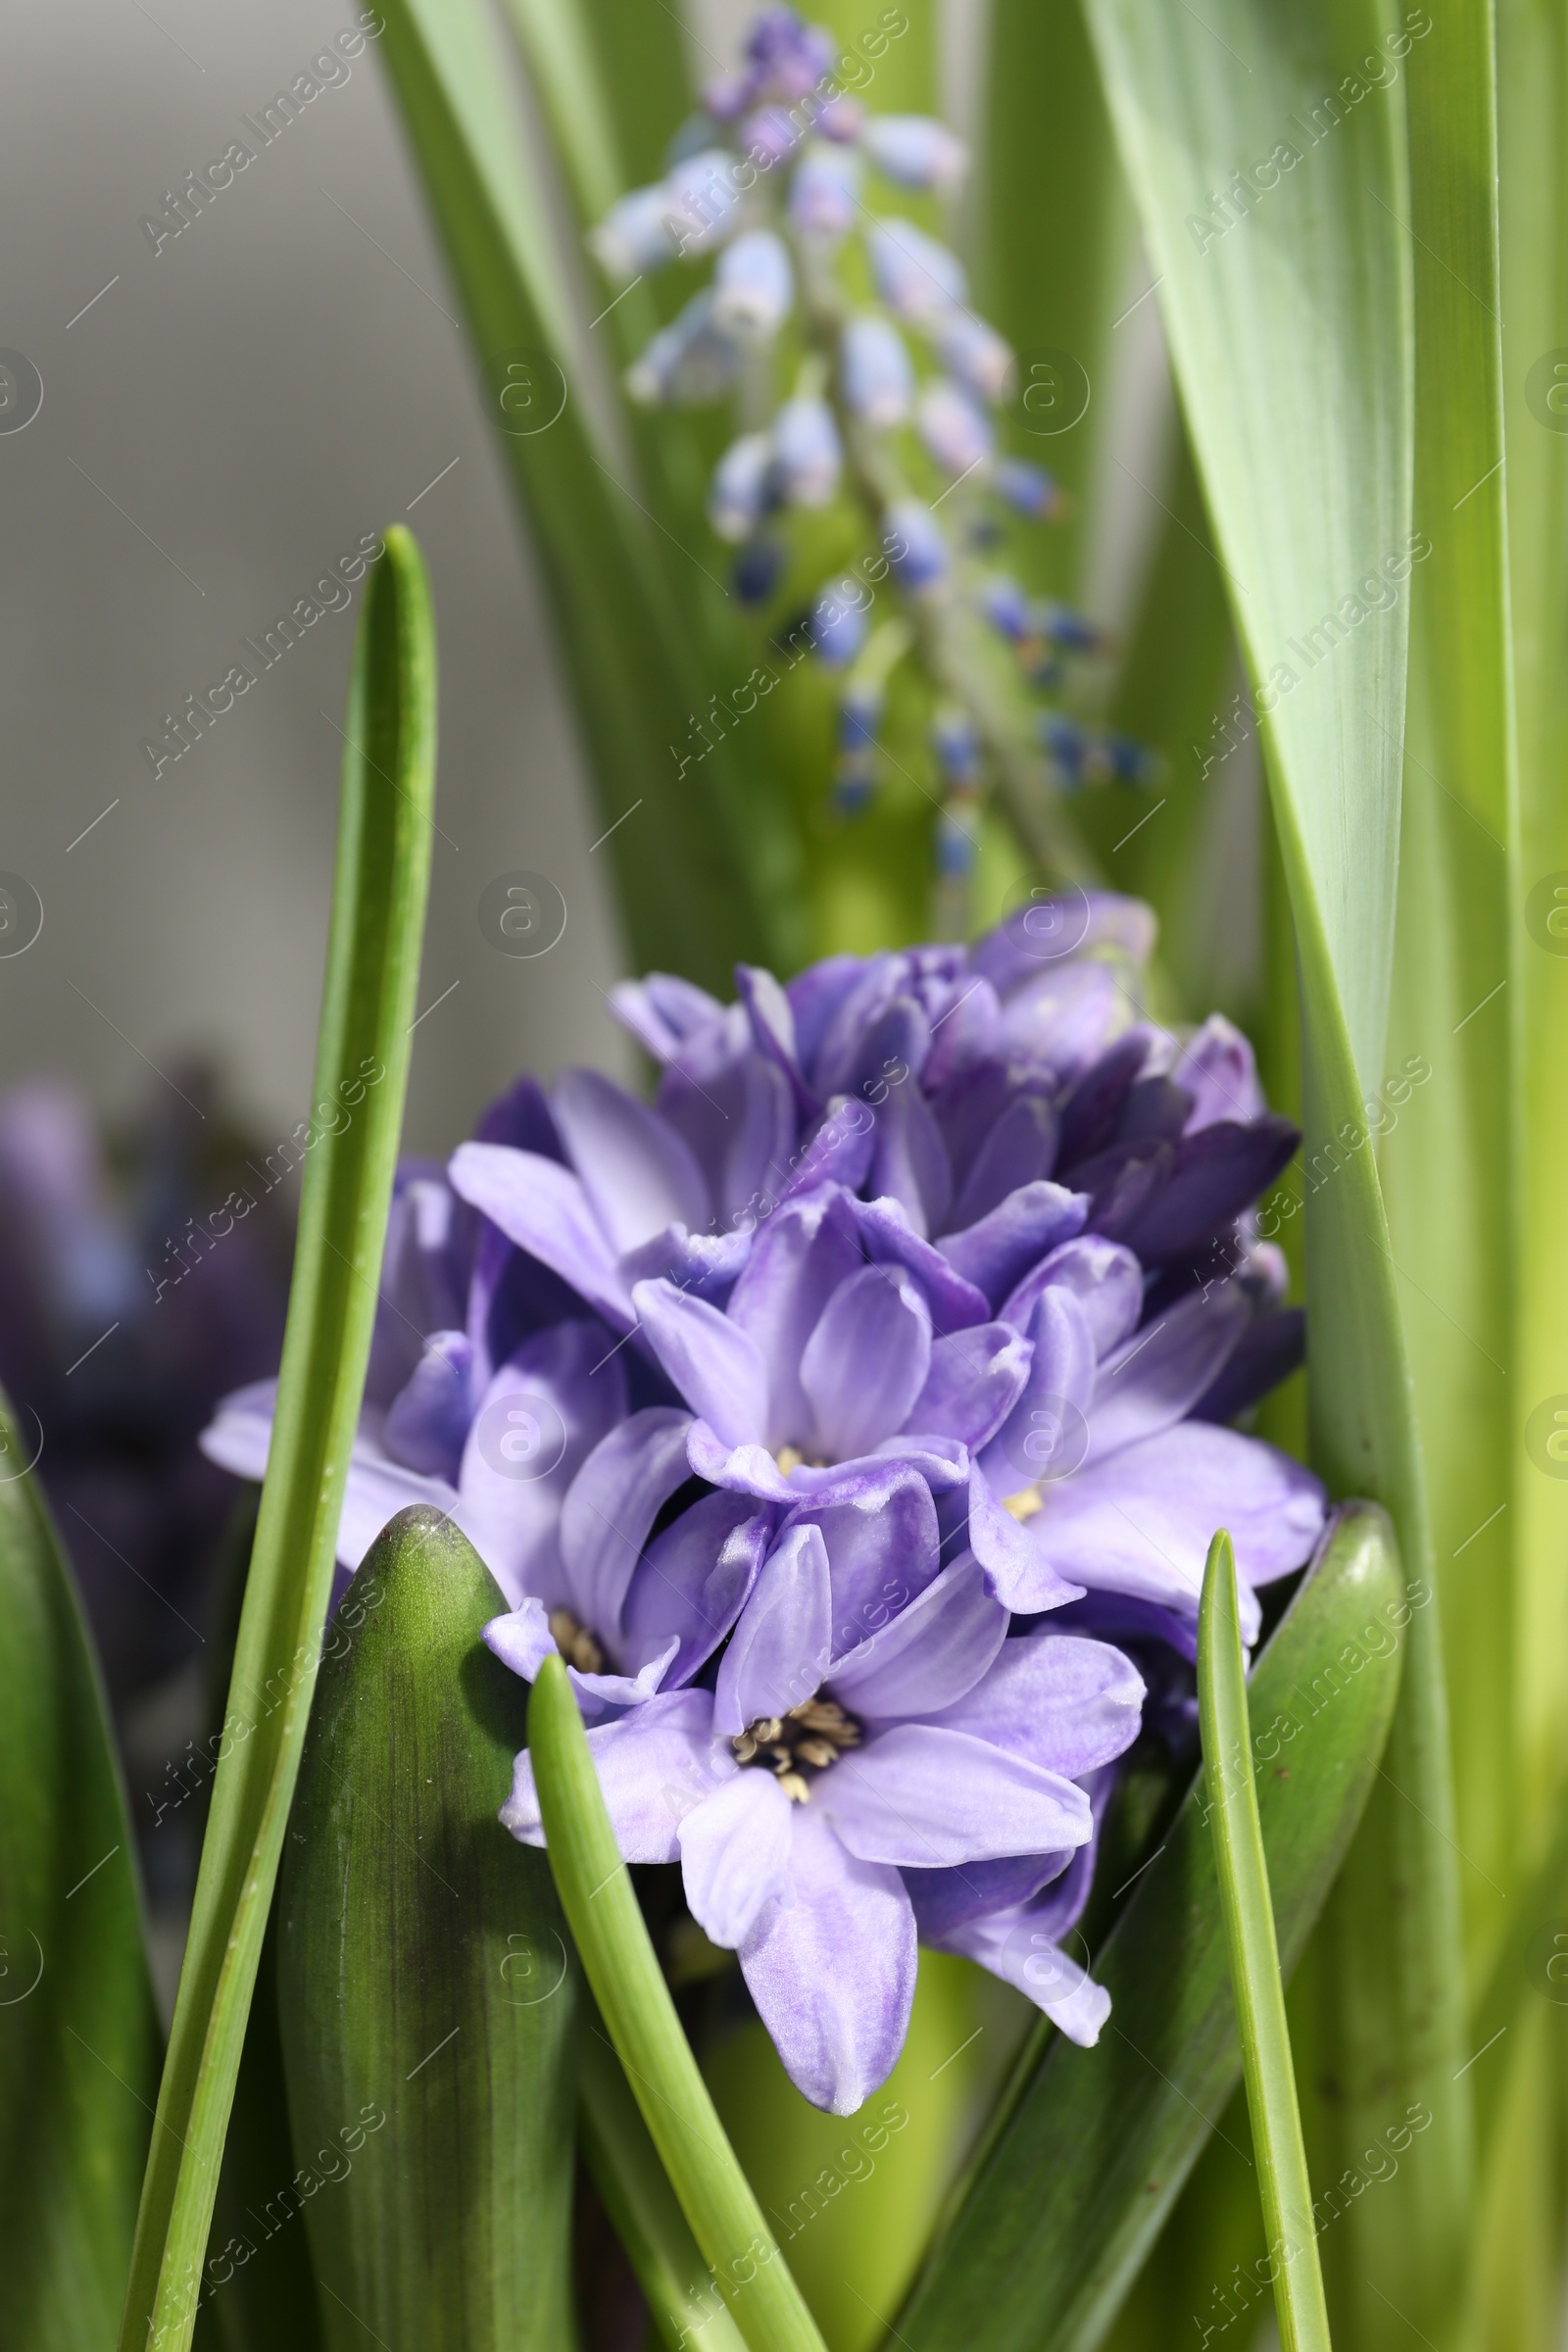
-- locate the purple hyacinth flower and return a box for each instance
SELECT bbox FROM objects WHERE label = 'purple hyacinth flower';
[885,499,950,593]
[588,182,677,283]
[662,148,745,258]
[995,456,1065,519]
[498,1524,1145,2111]
[867,219,968,321]
[745,6,836,101]
[709,432,774,543]
[740,105,806,170]
[788,142,861,241]
[841,314,914,427]
[809,582,869,666]
[916,378,994,475]
[935,311,1015,404]
[773,395,843,506]
[859,115,968,193]
[712,228,794,342]
[627,291,743,407]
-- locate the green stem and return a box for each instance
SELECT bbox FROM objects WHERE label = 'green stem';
[1199,1530,1332,2352]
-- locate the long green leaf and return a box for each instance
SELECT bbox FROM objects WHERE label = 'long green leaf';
[118,528,437,2352]
[528,1652,828,2352]
[896,1502,1403,2352]
[1072,6,1474,2339]
[275,1506,576,2348]
[0,1390,160,2348]
[1199,1531,1331,2352]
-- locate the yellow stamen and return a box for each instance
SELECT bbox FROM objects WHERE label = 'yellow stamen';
[1003,1486,1044,1523]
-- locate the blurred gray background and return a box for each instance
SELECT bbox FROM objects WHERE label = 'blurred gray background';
[0,0,632,1160]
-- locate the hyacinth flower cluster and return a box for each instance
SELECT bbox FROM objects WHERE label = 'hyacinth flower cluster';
[203,893,1322,2115]
[587,5,1154,899]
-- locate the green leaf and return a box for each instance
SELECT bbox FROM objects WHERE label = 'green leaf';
[1198,1532,1331,2352]
[895,1502,1404,2352]
[0,1389,161,2349]
[272,1507,576,2348]
[579,2022,750,2352]
[528,1652,829,2352]
[1071,5,1475,2337]
[118,528,438,2352]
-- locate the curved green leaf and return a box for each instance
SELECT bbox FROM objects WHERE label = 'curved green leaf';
[896,1502,1404,2352]
[275,1507,576,2349]
[0,1389,160,2349]
[528,1652,828,2352]
[118,528,437,2352]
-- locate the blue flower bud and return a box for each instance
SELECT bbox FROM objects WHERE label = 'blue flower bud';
[885,498,950,593]
[710,434,774,541]
[588,183,676,282]
[789,143,861,241]
[932,708,983,787]
[979,574,1030,640]
[841,314,914,425]
[935,311,1015,403]
[774,396,843,507]
[937,807,979,876]
[713,229,794,342]
[860,115,968,193]
[916,378,994,474]
[815,94,865,142]
[994,456,1065,519]
[662,148,744,258]
[626,290,742,405]
[868,219,968,321]
[809,582,869,666]
[734,535,788,605]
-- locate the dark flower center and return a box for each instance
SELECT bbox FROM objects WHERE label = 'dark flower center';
[731,1696,862,1804]
[549,1607,606,1676]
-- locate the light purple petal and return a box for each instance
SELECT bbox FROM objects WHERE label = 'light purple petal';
[204,1379,465,1571]
[848,1195,990,1334]
[935,1906,1109,2044]
[794,1461,942,1649]
[948,1095,1060,1232]
[996,963,1121,1083]
[455,1323,628,1609]
[1172,1013,1264,1132]
[928,1631,1144,1776]
[977,1287,1100,1494]
[619,1222,753,1302]
[570,1637,681,1720]
[720,1056,798,1226]
[1115,1116,1298,1267]
[449,1143,633,1330]
[687,1423,802,1500]
[827,1553,1004,1718]
[1026,1422,1326,1624]
[1088,1284,1250,1462]
[736,964,812,1110]
[818,1727,1092,1867]
[725,1189,860,1446]
[739,1809,916,2114]
[867,1082,953,1240]
[800,1263,934,1457]
[780,1098,878,1202]
[382,1330,475,1481]
[909,1321,1032,1449]
[621,1492,774,1683]
[713,1520,833,1734]
[559,1405,696,1648]
[499,1688,730,1859]
[482,1595,555,1682]
[940,1182,1090,1311]
[1000,1234,1144,1353]
[552,1067,711,1255]
[967,1464,1086,1613]
[631,1279,769,1448]
[678,1771,795,1946]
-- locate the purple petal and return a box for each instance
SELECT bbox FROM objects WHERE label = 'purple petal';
[679,1771,795,1946]
[559,1406,696,1649]
[920,977,1002,1094]
[819,1726,1092,1867]
[928,1630,1145,1776]
[499,1688,729,1860]
[1055,1031,1153,1170]
[793,1465,942,1651]
[935,1905,1109,2044]
[1191,1307,1305,1424]
[552,1068,711,1255]
[810,962,929,1099]
[780,1098,877,1200]
[1026,1422,1326,1623]
[570,1638,681,1720]
[827,1553,1004,1717]
[382,1330,475,1481]
[455,1323,629,1609]
[788,954,867,1079]
[449,1143,633,1330]
[947,1095,1060,1232]
[1087,1284,1250,1462]
[719,1055,798,1226]
[800,1263,933,1458]
[1172,1014,1264,1131]
[939,1182,1089,1310]
[619,1223,753,1302]
[475,1072,564,1157]
[971,893,1155,997]
[867,1082,953,1240]
[205,1387,455,1572]
[739,1809,916,2113]
[611,973,731,1067]
[909,1321,1032,1449]
[1071,1139,1173,1240]
[966,1464,1086,1613]
[978,1288,1097,1494]
[686,1424,801,1500]
[1001,1235,1144,1353]
[631,1280,769,1448]
[997,964,1121,1083]
[736,964,813,1111]
[1115,1116,1299,1267]
[621,1492,774,1683]
[904,1849,1078,1941]
[1116,1074,1194,1146]
[726,1190,860,1447]
[482,1595,555,1683]
[713,1520,833,1734]
[848,1195,990,1335]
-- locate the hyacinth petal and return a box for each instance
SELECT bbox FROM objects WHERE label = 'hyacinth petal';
[1025,1422,1327,1623]
[552,1068,710,1257]
[789,142,861,241]
[1170,1012,1266,1131]
[622,1491,772,1684]
[711,227,794,342]
[739,1808,915,2115]
[868,1080,953,1239]
[1115,1115,1300,1266]
[995,962,1122,1083]
[713,1519,832,1734]
[558,1406,696,1648]
[569,1637,680,1719]
[678,1770,795,1947]
[909,1319,1032,1449]
[886,499,949,592]
[916,377,994,474]
[1000,1233,1144,1354]
[448,1142,633,1331]
[799,1262,934,1457]
[617,1221,752,1302]
[734,961,808,1105]
[927,1631,1146,1777]
[1087,1283,1250,1462]
[709,432,773,542]
[481,1594,555,1683]
[819,1726,1092,1867]
[726,1188,861,1445]
[847,1194,990,1335]
[609,972,730,1068]
[939,1181,1089,1309]
[1192,1306,1306,1425]
[631,1278,770,1448]
[841,313,914,425]
[718,1054,798,1226]
[867,217,968,319]
[381,1329,474,1481]
[860,114,967,193]
[935,1905,1110,2044]
[773,395,843,506]
[588,181,677,281]
[456,1322,629,1609]
[948,1093,1060,1232]
[967,1463,1086,1613]
[980,1286,1098,1496]
[499,1687,725,1859]
[827,1552,1005,1717]
[799,1464,942,1652]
